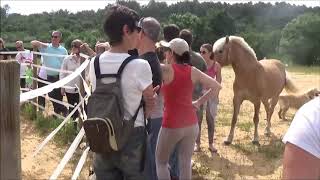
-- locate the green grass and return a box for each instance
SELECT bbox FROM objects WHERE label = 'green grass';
[22,104,77,145]
[232,138,284,160]
[216,104,232,127]
[260,139,285,159]
[237,121,253,132]
[287,65,320,75]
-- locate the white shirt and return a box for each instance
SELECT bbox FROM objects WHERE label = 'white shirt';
[38,57,47,80]
[283,97,320,158]
[60,55,81,93]
[15,50,33,76]
[89,51,152,127]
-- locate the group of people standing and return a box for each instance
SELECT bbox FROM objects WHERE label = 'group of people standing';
[4,4,223,180]
[86,5,222,180]
[2,4,318,180]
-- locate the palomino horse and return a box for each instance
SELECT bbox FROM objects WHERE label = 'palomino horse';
[212,36,298,145]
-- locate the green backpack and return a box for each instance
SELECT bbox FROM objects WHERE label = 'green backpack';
[84,54,143,154]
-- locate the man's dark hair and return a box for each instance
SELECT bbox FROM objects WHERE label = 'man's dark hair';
[163,24,180,42]
[103,5,140,46]
[179,29,193,47]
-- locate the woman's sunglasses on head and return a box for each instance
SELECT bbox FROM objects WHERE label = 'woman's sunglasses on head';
[200,51,207,54]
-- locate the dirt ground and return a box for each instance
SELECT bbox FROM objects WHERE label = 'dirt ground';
[21,66,320,180]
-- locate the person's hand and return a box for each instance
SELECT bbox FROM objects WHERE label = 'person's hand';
[192,100,200,110]
[80,43,90,52]
[95,42,110,49]
[61,88,66,96]
[143,85,160,118]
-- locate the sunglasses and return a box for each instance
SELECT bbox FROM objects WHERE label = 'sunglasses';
[71,44,80,48]
[136,26,142,33]
[51,35,60,39]
[135,17,145,33]
[200,51,207,54]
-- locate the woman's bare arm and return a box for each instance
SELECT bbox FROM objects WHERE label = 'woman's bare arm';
[191,67,221,107]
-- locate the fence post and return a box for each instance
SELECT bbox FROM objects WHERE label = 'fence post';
[32,48,38,114]
[78,57,86,128]
[0,60,21,180]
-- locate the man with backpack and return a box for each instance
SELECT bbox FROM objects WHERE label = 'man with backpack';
[86,5,156,180]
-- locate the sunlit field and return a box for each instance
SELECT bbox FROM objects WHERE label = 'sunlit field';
[21,65,319,179]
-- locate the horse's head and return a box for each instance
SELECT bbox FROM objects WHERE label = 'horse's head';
[307,88,320,99]
[212,36,258,67]
[212,36,232,66]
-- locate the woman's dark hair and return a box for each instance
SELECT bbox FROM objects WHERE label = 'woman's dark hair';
[163,24,180,42]
[173,51,191,65]
[201,43,214,59]
[103,5,140,46]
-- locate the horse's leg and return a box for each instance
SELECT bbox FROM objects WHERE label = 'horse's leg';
[278,108,283,119]
[262,99,271,137]
[281,106,289,121]
[265,96,279,135]
[252,100,261,145]
[224,96,243,145]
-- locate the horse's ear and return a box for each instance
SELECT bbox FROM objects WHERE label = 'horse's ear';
[226,35,230,44]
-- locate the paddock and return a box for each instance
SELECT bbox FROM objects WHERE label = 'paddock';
[19,65,319,179]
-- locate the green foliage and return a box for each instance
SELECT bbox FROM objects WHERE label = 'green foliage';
[1,1,318,65]
[279,13,320,65]
[22,104,77,145]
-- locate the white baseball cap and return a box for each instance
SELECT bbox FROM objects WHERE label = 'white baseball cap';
[160,38,189,56]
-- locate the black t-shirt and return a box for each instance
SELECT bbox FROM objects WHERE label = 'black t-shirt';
[0,48,10,60]
[139,52,162,92]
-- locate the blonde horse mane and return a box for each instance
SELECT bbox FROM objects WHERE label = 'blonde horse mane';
[213,36,257,60]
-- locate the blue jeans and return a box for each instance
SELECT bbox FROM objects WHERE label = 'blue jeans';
[93,127,146,180]
[145,117,179,180]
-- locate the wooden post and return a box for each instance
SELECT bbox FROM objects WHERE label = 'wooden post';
[0,60,21,180]
[79,57,86,128]
[32,48,38,113]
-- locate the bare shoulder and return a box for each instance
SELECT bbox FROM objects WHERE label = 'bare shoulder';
[191,66,202,74]
[161,64,171,73]
[216,62,222,69]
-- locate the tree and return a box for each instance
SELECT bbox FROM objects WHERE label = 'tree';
[279,13,320,65]
[167,12,202,49]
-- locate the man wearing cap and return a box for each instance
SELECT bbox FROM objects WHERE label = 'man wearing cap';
[31,31,68,116]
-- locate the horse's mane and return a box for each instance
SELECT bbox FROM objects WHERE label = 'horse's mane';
[213,36,257,60]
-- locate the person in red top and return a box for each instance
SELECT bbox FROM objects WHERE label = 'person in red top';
[156,38,221,180]
[195,43,222,153]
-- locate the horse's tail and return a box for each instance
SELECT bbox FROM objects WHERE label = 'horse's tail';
[284,71,299,94]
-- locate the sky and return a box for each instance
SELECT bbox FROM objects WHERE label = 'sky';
[1,0,319,15]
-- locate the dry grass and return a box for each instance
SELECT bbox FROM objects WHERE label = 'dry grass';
[21,65,319,179]
[192,66,320,179]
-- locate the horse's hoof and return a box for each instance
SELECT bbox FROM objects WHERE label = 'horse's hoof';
[224,141,232,146]
[264,132,271,137]
[252,141,260,146]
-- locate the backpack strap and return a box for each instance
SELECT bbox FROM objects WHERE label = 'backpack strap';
[94,54,116,79]
[94,54,138,79]
[131,100,143,121]
[116,55,138,77]
[94,53,143,123]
